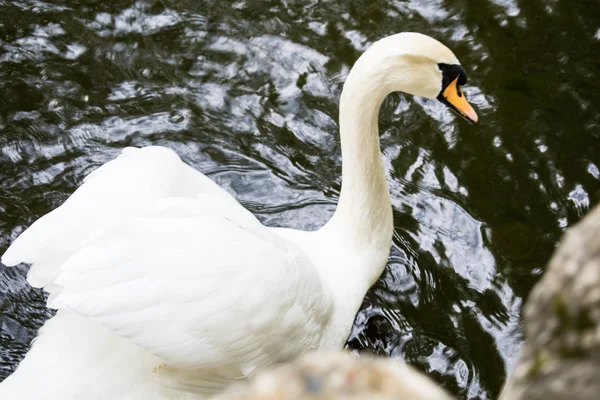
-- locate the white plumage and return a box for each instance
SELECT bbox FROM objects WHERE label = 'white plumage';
[2,147,331,397]
[0,33,476,399]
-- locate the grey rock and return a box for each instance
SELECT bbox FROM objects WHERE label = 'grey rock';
[499,204,600,400]
[215,352,453,400]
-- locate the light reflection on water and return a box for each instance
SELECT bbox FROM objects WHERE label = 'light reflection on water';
[1,1,599,398]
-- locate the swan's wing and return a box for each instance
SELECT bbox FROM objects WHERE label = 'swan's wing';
[52,197,330,370]
[2,146,236,292]
[2,146,332,390]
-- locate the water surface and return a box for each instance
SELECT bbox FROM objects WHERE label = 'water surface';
[1,1,599,398]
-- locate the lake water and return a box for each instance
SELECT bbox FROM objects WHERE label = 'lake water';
[1,0,599,398]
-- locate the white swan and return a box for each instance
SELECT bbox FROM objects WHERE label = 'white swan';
[0,32,477,399]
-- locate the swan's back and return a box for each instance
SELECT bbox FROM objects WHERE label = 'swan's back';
[0,147,332,398]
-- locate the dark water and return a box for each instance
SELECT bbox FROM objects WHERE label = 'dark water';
[0,0,599,398]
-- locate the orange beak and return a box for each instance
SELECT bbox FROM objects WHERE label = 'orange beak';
[439,77,478,124]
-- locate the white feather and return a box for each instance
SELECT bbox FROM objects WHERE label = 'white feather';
[2,147,331,396]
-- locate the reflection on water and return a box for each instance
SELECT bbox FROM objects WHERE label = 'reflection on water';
[1,0,599,398]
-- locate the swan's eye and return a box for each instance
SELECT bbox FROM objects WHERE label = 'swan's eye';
[438,63,468,92]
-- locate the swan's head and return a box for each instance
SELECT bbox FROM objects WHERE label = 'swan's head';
[347,32,478,123]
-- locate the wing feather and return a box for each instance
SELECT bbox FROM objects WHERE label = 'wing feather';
[2,146,332,392]
[2,146,236,288]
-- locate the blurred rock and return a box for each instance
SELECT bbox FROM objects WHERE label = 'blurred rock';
[217,204,600,400]
[215,352,453,400]
[499,204,600,400]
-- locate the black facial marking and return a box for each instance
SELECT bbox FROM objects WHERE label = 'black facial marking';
[436,64,474,124]
[437,63,468,93]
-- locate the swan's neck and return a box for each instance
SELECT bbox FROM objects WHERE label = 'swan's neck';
[313,60,396,350]
[326,61,394,269]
